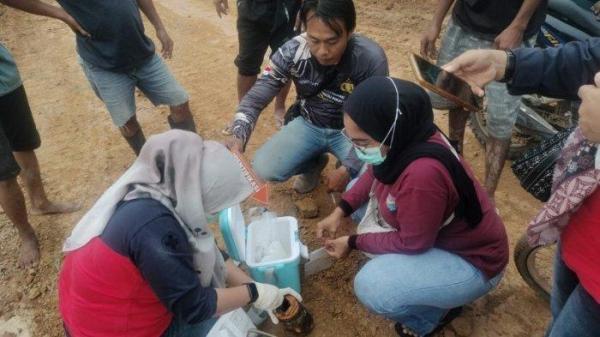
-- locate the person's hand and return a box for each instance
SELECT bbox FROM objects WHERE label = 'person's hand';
[420,25,441,59]
[325,167,350,193]
[316,207,344,239]
[577,72,600,143]
[324,235,350,259]
[494,25,524,50]
[224,136,245,153]
[59,9,91,38]
[442,49,507,97]
[253,282,303,324]
[214,0,229,18]
[156,28,174,59]
[592,1,600,20]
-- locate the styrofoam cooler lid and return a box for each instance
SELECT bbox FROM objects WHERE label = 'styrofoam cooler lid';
[218,204,247,262]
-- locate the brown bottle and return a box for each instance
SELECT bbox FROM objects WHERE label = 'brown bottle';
[274,295,314,336]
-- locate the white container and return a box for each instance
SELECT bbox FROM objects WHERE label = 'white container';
[219,205,308,292]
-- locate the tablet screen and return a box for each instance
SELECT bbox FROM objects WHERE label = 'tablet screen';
[412,54,481,111]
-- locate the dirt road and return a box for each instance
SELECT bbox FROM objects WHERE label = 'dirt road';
[0,1,550,336]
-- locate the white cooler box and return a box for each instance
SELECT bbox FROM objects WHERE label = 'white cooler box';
[219,205,308,293]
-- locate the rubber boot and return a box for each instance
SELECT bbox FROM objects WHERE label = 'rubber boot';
[124,128,146,156]
[168,115,197,133]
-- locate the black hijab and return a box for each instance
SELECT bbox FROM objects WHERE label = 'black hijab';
[344,77,483,227]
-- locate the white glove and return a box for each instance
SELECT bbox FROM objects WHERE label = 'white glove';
[252,282,303,324]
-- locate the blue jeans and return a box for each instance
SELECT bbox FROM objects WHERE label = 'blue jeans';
[79,54,189,127]
[162,316,217,337]
[545,247,600,337]
[252,117,352,181]
[354,249,503,336]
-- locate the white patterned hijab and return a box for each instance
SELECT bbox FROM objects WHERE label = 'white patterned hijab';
[63,130,254,287]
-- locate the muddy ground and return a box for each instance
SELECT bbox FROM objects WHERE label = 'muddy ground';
[0,1,551,336]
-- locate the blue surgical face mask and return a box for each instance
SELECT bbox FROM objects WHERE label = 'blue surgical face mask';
[348,77,403,166]
[354,145,386,165]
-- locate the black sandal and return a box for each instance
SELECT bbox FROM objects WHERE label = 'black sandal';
[394,306,463,337]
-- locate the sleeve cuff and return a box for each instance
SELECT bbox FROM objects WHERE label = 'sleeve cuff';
[338,199,354,217]
[348,235,358,250]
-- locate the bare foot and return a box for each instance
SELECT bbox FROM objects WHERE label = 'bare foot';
[31,201,81,215]
[19,233,40,268]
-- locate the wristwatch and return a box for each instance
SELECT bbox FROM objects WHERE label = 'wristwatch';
[499,49,516,83]
[244,283,259,304]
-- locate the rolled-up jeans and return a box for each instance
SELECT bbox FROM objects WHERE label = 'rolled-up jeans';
[252,116,353,182]
[354,249,503,336]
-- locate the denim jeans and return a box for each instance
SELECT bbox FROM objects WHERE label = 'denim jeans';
[79,54,189,127]
[545,247,600,337]
[354,249,503,336]
[252,117,353,181]
[162,316,217,337]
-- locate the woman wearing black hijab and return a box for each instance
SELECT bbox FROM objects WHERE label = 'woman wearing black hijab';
[316,77,508,337]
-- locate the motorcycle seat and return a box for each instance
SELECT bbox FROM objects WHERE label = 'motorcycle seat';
[548,0,600,36]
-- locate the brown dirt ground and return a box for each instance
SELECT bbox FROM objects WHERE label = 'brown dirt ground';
[0,1,551,336]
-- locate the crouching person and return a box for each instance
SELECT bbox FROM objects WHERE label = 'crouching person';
[58,130,301,336]
[316,77,508,337]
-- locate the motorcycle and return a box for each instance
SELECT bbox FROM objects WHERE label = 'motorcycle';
[498,0,600,302]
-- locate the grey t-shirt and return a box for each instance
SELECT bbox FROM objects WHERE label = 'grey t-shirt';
[0,43,22,96]
[58,0,155,72]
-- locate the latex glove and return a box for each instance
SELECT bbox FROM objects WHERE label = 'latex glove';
[253,282,303,324]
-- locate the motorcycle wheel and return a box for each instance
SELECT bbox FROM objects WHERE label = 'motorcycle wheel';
[469,110,540,160]
[514,234,554,302]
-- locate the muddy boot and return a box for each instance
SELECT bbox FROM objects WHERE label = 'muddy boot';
[168,115,197,133]
[293,154,329,194]
[124,128,146,155]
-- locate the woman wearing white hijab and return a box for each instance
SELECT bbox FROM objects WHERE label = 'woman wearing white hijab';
[58,130,300,337]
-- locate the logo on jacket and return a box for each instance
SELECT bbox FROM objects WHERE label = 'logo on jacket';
[340,79,354,94]
[385,194,397,212]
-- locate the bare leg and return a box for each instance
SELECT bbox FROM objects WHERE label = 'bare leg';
[274,81,292,128]
[13,151,80,215]
[484,137,511,204]
[119,116,146,155]
[237,74,258,102]
[0,177,39,267]
[448,108,470,155]
[168,101,196,133]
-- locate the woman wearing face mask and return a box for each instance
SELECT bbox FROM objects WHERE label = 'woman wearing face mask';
[316,77,508,337]
[58,130,301,337]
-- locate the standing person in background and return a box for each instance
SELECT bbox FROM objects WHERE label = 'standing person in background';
[0,43,80,267]
[2,0,197,155]
[214,0,300,133]
[420,0,547,203]
[443,39,600,337]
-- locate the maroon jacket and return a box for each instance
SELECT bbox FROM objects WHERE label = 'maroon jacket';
[341,132,508,279]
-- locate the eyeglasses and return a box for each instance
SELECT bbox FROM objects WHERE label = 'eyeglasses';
[340,128,368,155]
